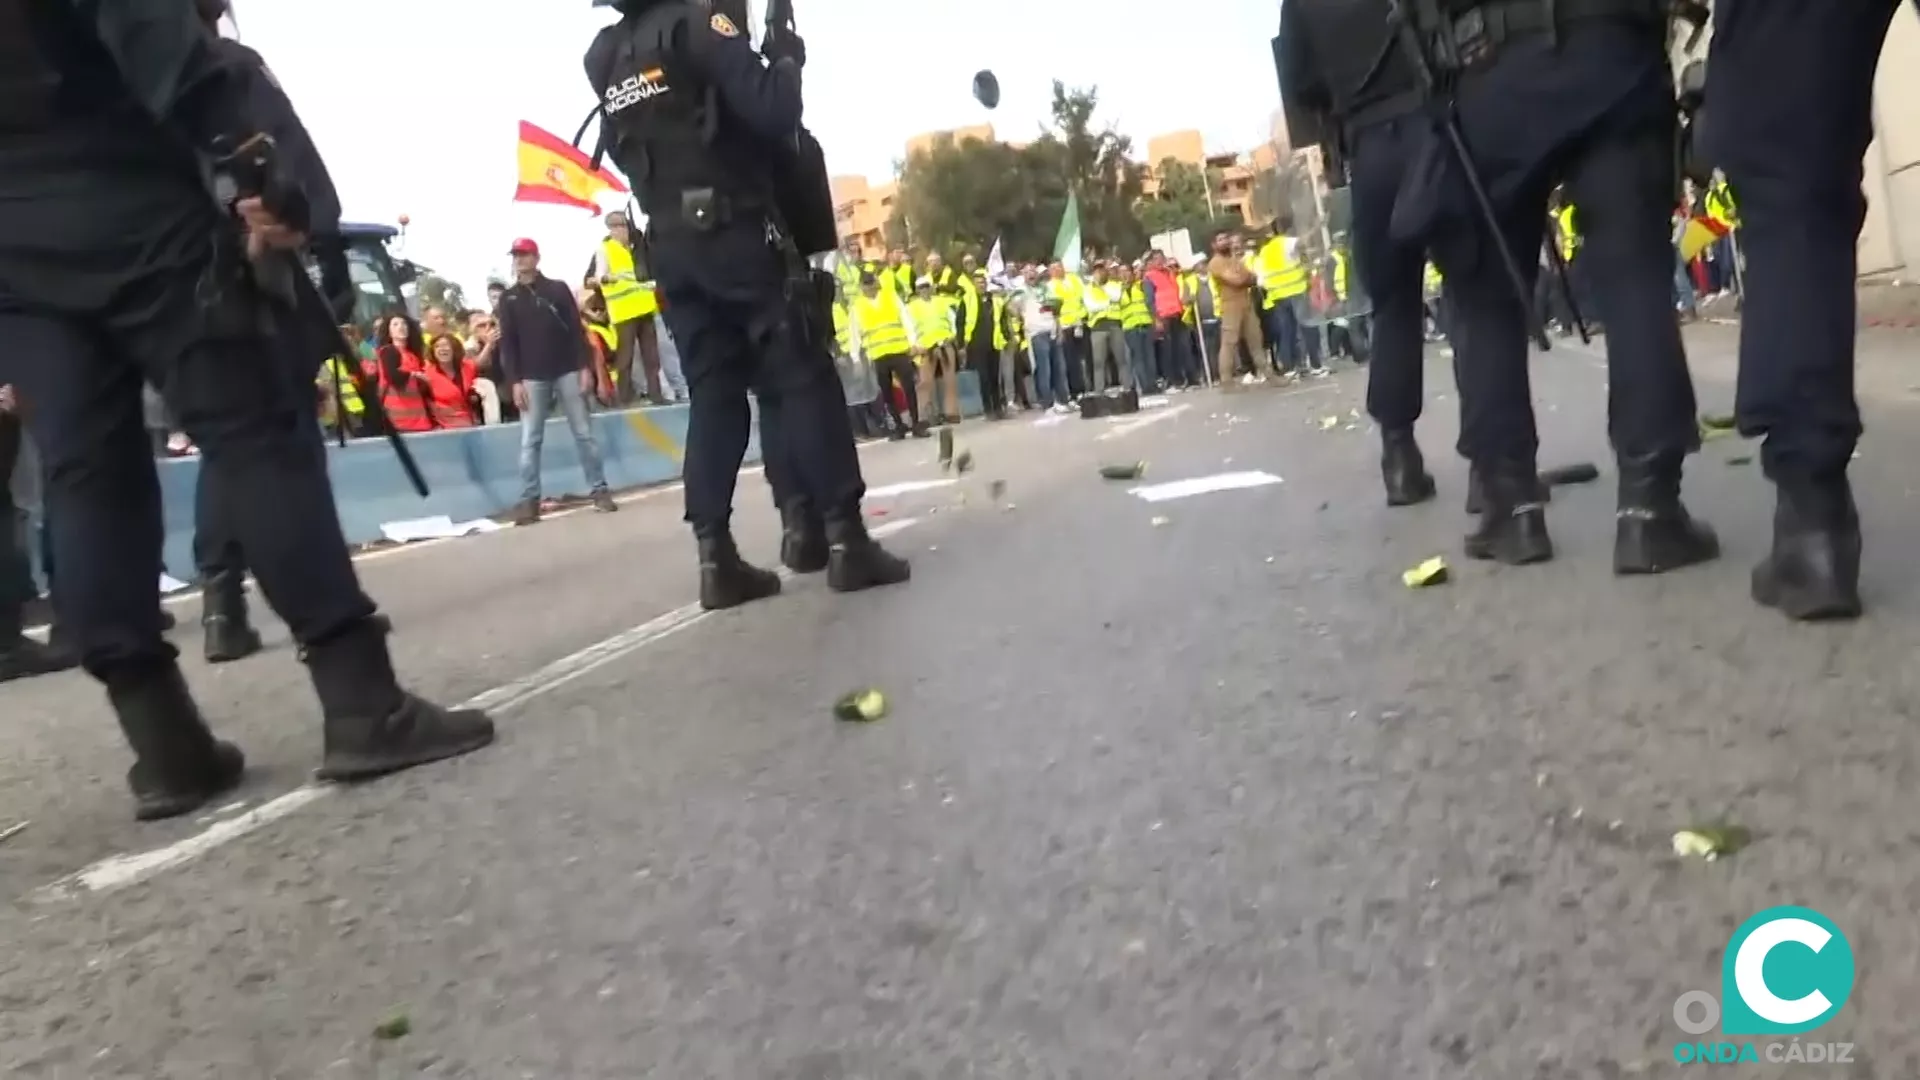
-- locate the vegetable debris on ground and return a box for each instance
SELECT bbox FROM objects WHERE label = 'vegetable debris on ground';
[372,1013,411,1041]
[834,688,889,722]
[1402,556,1449,588]
[1099,462,1146,480]
[1672,824,1751,861]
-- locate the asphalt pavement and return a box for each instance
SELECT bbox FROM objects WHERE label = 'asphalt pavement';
[6,328,1920,1078]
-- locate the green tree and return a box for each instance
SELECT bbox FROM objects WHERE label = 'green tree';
[887,82,1146,264]
[1136,158,1234,253]
[413,271,469,317]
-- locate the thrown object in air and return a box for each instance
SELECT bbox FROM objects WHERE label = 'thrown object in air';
[972,70,1000,109]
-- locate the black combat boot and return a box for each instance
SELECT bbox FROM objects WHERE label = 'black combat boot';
[1380,426,1436,507]
[1751,474,1862,621]
[1464,461,1553,565]
[201,569,263,663]
[1465,465,1552,515]
[104,661,246,821]
[1613,451,1719,575]
[697,529,781,610]
[0,604,75,684]
[307,616,495,782]
[824,507,911,594]
[779,500,829,574]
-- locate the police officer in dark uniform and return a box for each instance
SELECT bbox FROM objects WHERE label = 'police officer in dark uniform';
[1278,0,1441,510]
[0,0,494,821]
[582,0,908,611]
[1379,0,1718,572]
[1,394,78,682]
[189,0,356,664]
[1702,1,1902,620]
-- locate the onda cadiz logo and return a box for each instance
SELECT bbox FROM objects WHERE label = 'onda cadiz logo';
[1671,906,1856,1066]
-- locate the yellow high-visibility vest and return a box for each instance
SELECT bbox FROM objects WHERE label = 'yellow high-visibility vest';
[1554,205,1579,261]
[1332,250,1350,300]
[852,292,911,357]
[1083,280,1123,324]
[887,264,913,299]
[1424,261,1444,294]
[959,277,982,340]
[1047,275,1086,325]
[908,295,954,347]
[991,295,1010,350]
[599,238,656,322]
[1705,183,1737,229]
[1120,283,1153,329]
[320,356,364,414]
[1257,236,1309,307]
[832,301,852,355]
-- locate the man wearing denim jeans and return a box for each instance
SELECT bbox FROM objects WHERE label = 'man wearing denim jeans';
[1019,269,1072,413]
[496,238,618,524]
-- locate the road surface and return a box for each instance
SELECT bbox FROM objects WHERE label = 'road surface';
[4,326,1918,1077]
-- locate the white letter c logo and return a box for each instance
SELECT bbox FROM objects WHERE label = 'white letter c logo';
[1735,917,1832,1025]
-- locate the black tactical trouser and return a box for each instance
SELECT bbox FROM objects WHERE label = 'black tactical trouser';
[0,207,374,677]
[652,219,865,535]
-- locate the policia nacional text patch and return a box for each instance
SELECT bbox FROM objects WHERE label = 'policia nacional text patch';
[709,13,738,35]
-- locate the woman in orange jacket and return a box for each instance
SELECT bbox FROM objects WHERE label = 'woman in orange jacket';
[371,313,433,433]
[422,335,479,428]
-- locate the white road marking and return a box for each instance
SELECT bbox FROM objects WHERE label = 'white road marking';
[31,515,923,902]
[1128,471,1284,502]
[1097,403,1190,441]
[865,479,957,499]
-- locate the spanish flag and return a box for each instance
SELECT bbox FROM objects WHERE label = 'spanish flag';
[513,120,628,212]
[1677,215,1730,263]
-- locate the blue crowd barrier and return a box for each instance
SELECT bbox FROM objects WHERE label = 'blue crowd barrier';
[17,370,991,588]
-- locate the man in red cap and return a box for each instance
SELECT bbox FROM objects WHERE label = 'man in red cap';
[495,237,618,523]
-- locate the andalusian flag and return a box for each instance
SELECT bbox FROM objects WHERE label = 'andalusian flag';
[513,120,628,211]
[1677,215,1730,262]
[1053,192,1083,274]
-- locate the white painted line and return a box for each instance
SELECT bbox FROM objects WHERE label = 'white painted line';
[1097,403,1190,441]
[32,515,923,902]
[1128,470,1283,502]
[865,479,956,499]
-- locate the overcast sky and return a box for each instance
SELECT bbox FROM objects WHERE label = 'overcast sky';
[239,0,1283,296]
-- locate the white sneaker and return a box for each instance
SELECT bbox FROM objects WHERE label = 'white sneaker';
[1309,366,1331,378]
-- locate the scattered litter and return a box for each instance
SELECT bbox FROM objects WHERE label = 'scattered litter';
[1672,824,1751,861]
[988,479,1006,499]
[1002,503,1017,511]
[868,507,890,517]
[1264,556,1275,563]
[833,688,889,722]
[928,545,939,552]
[1698,412,1736,431]
[1150,515,1171,527]
[1539,462,1600,487]
[372,1012,411,1041]
[954,449,974,474]
[1726,454,1753,466]
[1343,423,1357,431]
[0,820,29,845]
[1402,556,1449,588]
[1100,461,1147,480]
[1138,394,1171,409]
[159,573,192,595]
[1319,416,1340,430]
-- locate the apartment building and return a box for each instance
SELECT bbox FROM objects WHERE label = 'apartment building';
[833,125,998,259]
[1137,129,1284,227]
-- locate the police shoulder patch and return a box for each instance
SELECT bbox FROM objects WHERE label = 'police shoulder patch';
[709,13,738,36]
